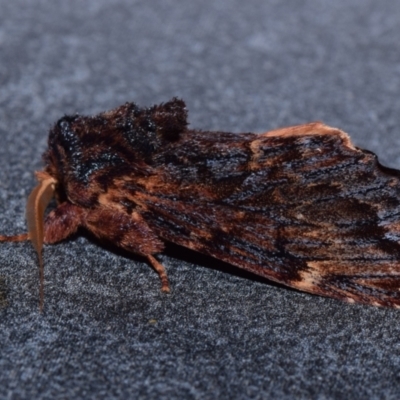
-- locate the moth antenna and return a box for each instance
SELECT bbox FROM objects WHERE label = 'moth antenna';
[26,172,56,312]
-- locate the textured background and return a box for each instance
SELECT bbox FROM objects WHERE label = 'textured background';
[1,1,400,399]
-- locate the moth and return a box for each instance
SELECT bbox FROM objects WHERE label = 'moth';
[2,98,400,310]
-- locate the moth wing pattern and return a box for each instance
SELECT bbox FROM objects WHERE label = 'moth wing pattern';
[114,121,400,308]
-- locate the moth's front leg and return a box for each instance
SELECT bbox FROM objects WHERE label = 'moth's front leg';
[44,202,87,244]
[0,202,84,244]
[84,207,170,292]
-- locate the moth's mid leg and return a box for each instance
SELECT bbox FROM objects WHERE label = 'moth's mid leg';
[85,208,170,292]
[147,255,170,293]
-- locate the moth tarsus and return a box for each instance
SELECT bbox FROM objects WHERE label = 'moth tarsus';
[147,255,170,293]
[2,98,400,309]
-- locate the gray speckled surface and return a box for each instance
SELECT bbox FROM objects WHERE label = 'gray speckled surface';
[1,1,400,399]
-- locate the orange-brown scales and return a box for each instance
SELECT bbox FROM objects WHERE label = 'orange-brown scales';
[2,98,400,309]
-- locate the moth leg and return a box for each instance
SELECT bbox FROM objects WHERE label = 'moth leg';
[0,233,29,242]
[0,202,84,244]
[43,202,86,244]
[147,255,170,293]
[85,208,169,291]
[0,204,84,243]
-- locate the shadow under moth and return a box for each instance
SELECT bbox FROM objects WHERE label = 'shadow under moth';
[2,98,400,310]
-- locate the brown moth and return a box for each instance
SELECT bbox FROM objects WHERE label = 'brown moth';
[2,98,400,310]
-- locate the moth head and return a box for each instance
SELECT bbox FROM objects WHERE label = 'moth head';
[43,114,82,202]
